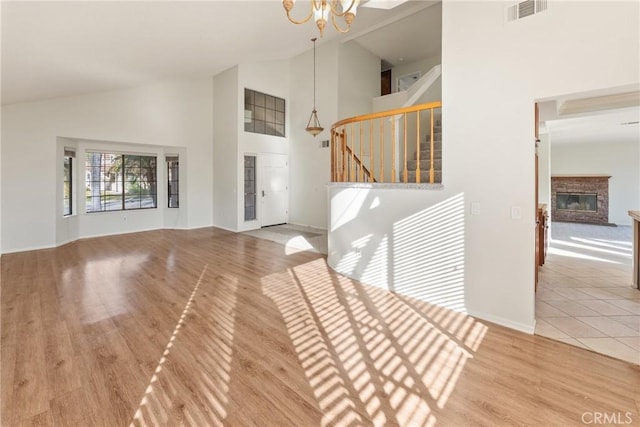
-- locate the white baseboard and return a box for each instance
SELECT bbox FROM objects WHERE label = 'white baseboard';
[466,309,536,334]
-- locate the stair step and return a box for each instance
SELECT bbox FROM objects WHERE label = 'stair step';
[406,159,442,170]
[406,170,442,184]
[414,148,442,160]
[424,132,442,143]
[419,140,442,151]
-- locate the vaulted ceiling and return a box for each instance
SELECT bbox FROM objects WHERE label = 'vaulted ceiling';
[1,0,441,105]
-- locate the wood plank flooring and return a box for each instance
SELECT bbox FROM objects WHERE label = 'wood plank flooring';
[1,227,639,426]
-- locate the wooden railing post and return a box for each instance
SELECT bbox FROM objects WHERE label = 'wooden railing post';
[331,129,337,182]
[391,117,396,183]
[416,110,421,183]
[403,113,408,183]
[380,118,385,182]
[369,119,374,182]
[350,124,355,182]
[359,122,364,182]
[429,108,435,184]
[342,130,347,182]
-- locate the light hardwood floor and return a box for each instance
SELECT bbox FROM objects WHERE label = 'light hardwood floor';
[1,227,639,426]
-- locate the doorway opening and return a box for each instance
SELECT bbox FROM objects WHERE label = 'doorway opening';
[534,89,640,364]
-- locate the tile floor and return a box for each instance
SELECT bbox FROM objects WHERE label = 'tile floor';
[535,221,639,364]
[241,223,328,255]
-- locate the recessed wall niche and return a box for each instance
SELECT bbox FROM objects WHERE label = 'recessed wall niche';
[244,89,286,137]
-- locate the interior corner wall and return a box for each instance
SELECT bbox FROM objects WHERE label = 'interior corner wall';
[237,60,291,232]
[550,141,640,226]
[213,66,239,231]
[442,0,639,330]
[289,40,380,230]
[337,41,381,119]
[1,78,214,253]
[288,41,340,230]
[392,55,442,95]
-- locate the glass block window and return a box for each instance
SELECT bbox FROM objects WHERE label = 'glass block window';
[244,89,285,137]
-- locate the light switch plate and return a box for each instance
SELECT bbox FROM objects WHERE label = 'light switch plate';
[471,202,481,215]
[511,206,522,220]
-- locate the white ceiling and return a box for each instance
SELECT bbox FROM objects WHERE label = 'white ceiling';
[2,1,636,147]
[540,91,640,146]
[545,107,640,145]
[1,0,442,106]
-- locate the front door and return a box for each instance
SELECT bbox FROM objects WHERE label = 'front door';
[259,153,288,227]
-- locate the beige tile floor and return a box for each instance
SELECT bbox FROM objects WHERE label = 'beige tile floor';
[536,221,639,364]
[241,223,328,254]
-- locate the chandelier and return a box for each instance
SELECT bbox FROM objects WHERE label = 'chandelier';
[282,0,360,37]
[305,38,323,137]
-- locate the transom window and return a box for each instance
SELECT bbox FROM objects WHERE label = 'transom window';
[244,89,286,137]
[85,152,157,212]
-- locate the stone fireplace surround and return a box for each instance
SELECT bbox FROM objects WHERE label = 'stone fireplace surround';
[551,175,611,225]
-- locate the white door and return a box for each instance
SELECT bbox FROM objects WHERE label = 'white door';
[259,153,288,226]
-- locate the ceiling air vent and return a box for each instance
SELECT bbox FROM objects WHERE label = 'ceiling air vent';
[507,0,548,22]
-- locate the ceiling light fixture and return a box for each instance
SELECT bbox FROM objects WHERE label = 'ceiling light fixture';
[282,0,360,37]
[305,38,323,137]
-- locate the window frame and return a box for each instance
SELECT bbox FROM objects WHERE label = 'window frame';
[244,88,286,137]
[63,149,74,216]
[85,151,158,213]
[167,156,179,208]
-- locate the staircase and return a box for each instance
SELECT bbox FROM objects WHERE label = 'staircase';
[407,122,442,183]
[331,101,442,184]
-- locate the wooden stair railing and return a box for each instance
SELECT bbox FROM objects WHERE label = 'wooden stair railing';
[331,101,442,184]
[336,130,376,182]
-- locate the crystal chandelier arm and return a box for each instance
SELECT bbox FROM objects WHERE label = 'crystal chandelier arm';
[283,0,315,25]
[331,12,352,33]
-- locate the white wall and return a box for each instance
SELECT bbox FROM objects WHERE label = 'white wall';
[1,78,214,253]
[330,0,639,333]
[289,40,380,230]
[338,41,381,119]
[442,0,639,329]
[551,141,640,225]
[329,186,465,312]
[289,41,339,230]
[213,67,239,231]
[392,55,442,94]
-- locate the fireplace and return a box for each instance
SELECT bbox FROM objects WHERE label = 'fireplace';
[551,176,611,225]
[556,193,597,212]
